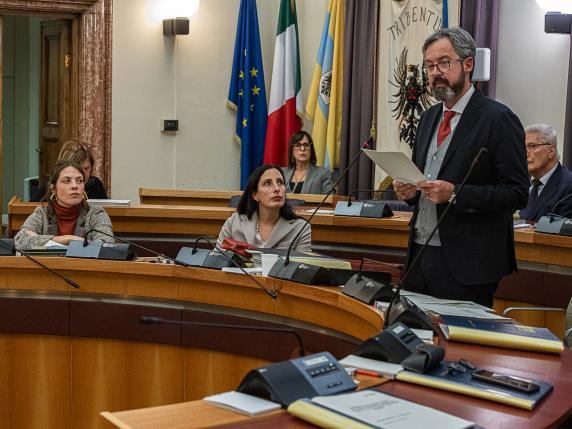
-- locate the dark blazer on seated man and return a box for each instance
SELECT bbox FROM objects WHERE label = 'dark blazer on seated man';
[519,123,572,222]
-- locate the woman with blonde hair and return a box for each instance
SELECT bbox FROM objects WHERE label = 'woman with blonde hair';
[31,139,107,201]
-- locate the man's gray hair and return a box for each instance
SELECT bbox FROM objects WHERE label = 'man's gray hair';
[525,123,557,145]
[526,123,559,157]
[422,27,476,59]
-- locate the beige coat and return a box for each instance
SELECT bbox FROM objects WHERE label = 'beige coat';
[217,212,311,251]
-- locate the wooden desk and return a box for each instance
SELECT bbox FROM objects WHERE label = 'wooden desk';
[9,197,572,267]
[7,198,572,331]
[138,188,346,208]
[8,197,410,248]
[101,342,572,429]
[0,257,380,429]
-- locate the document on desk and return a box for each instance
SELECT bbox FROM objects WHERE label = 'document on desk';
[363,149,426,184]
[288,390,474,429]
[204,391,281,416]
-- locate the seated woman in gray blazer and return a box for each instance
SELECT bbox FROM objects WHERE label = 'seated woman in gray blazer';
[217,164,311,251]
[282,131,334,194]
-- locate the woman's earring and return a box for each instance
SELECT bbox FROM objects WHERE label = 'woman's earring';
[50,192,57,201]
[83,191,89,201]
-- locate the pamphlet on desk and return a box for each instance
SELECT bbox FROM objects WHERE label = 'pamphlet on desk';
[440,315,564,354]
[87,199,131,207]
[203,391,281,416]
[396,361,553,410]
[287,389,474,429]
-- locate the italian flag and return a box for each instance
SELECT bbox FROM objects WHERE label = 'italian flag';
[263,0,302,165]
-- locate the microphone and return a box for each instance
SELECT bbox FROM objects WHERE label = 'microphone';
[383,147,489,330]
[267,139,371,285]
[188,236,278,300]
[82,230,278,299]
[273,139,372,273]
[548,192,572,222]
[82,228,189,266]
[0,239,80,289]
[347,189,386,206]
[342,257,396,304]
[535,191,572,236]
[140,316,305,356]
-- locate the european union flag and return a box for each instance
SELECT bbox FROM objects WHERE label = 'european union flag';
[227,0,268,189]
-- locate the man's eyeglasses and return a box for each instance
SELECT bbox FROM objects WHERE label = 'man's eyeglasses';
[293,142,311,150]
[422,58,465,74]
[526,143,551,152]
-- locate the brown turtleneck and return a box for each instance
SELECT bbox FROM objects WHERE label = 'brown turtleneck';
[52,202,81,235]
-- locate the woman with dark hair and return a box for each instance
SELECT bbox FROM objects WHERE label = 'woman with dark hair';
[31,139,108,201]
[15,160,114,250]
[217,164,311,251]
[282,130,334,194]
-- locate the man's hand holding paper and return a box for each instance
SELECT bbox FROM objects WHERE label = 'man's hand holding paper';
[417,180,455,204]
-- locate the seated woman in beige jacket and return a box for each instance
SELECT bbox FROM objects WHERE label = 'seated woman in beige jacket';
[217,164,311,251]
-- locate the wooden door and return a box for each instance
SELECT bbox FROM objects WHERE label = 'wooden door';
[39,19,73,183]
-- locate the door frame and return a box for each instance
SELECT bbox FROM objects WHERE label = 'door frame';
[0,0,112,215]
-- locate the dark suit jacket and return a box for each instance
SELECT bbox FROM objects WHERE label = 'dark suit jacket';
[407,89,529,285]
[282,165,334,194]
[519,163,572,221]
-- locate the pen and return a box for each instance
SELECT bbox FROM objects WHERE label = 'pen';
[355,369,381,377]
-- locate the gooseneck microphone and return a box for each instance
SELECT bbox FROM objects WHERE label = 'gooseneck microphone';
[83,228,189,266]
[347,189,388,206]
[383,147,489,329]
[140,316,305,356]
[0,239,80,289]
[283,139,372,267]
[548,192,572,222]
[193,235,278,300]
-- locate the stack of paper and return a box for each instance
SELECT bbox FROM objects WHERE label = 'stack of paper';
[376,291,511,321]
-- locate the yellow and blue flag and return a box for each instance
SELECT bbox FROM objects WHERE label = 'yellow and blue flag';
[305,0,344,170]
[227,0,268,189]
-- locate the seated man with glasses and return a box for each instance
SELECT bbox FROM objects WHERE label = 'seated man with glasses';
[519,123,572,222]
[281,130,334,194]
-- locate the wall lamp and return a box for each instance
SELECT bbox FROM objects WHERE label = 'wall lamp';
[538,0,572,33]
[159,0,199,37]
[545,12,572,33]
[163,17,189,36]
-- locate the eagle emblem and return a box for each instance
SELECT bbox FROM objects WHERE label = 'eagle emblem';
[390,47,432,148]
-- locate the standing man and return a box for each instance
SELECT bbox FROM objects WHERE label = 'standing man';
[393,28,529,307]
[519,123,572,222]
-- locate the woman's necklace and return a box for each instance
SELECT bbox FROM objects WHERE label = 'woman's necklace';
[293,168,307,182]
[256,219,277,242]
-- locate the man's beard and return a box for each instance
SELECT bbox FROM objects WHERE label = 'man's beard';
[431,75,466,102]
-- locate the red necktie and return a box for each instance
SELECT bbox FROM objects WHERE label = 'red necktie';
[437,110,456,147]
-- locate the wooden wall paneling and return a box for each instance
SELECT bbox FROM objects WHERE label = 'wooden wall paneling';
[71,338,185,429]
[176,269,277,315]
[0,262,69,291]
[0,334,71,429]
[183,348,268,400]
